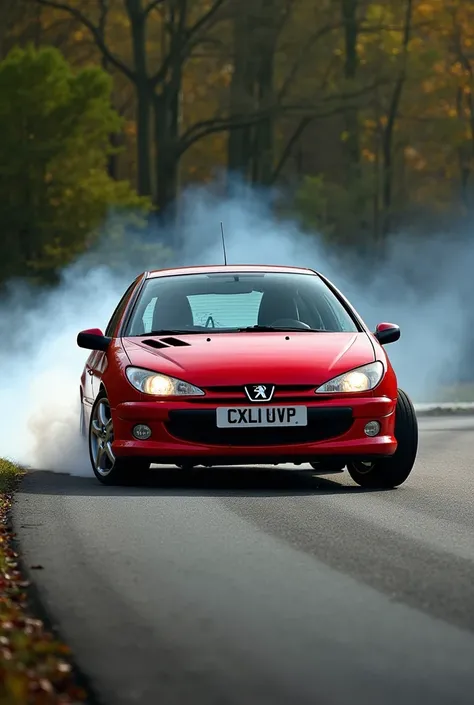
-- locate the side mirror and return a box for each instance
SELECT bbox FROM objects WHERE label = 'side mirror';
[77,328,111,352]
[374,322,400,345]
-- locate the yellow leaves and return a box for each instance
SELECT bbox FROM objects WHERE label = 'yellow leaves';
[450,61,465,76]
[219,63,233,88]
[0,459,88,705]
[73,30,84,42]
[404,146,418,159]
[414,157,427,171]
[364,119,378,131]
[418,3,435,16]
[404,146,427,171]
[362,148,376,163]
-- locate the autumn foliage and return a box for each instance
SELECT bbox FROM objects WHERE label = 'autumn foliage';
[0,0,473,281]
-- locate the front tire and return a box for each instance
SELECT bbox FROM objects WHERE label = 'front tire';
[347,389,418,489]
[89,390,149,485]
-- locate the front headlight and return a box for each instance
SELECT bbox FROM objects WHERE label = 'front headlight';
[315,361,384,394]
[126,367,205,397]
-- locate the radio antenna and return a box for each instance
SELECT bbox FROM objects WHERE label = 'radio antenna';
[220,222,228,265]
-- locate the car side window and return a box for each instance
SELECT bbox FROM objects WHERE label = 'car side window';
[319,291,355,331]
[141,297,157,333]
[105,282,137,337]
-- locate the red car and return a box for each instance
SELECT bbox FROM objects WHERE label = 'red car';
[78,264,418,487]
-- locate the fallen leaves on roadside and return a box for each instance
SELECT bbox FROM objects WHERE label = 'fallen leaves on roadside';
[0,461,89,704]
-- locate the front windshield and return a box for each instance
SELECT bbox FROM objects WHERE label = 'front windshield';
[123,271,360,336]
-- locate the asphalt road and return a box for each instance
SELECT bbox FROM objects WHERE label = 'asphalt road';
[14,415,474,705]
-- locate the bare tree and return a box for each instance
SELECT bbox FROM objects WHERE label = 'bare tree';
[26,0,227,205]
[381,0,413,235]
[23,0,385,217]
[341,0,360,176]
[451,7,474,210]
[27,0,156,196]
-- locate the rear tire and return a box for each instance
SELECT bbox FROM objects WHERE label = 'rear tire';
[347,389,418,489]
[89,390,149,486]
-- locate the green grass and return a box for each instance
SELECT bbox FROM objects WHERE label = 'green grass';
[0,458,22,493]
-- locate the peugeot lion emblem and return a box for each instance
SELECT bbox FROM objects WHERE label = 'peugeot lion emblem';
[244,384,276,402]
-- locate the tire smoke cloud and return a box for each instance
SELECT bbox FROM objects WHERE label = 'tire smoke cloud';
[0,181,470,476]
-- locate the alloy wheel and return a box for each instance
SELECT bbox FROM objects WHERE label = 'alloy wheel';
[90,398,115,477]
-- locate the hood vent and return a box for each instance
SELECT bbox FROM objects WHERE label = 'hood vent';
[160,337,191,347]
[141,337,191,349]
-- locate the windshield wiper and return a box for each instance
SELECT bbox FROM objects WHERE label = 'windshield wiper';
[133,326,324,336]
[236,325,322,332]
[138,329,203,336]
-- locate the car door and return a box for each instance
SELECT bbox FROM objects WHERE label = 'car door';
[83,351,100,404]
[89,280,140,399]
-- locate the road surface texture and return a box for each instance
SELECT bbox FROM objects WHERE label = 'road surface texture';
[14,415,474,705]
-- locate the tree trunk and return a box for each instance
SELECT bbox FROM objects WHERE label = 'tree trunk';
[251,0,277,185]
[126,0,152,197]
[382,0,413,236]
[153,68,181,236]
[227,2,254,183]
[341,0,360,177]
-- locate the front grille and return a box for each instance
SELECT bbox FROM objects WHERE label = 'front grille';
[166,408,353,446]
[188,384,319,405]
[205,385,315,393]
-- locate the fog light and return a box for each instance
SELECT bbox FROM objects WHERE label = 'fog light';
[132,424,152,440]
[364,421,381,437]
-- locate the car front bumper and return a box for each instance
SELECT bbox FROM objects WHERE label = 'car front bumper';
[111,396,397,465]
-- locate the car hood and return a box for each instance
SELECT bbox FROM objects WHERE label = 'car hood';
[122,332,375,387]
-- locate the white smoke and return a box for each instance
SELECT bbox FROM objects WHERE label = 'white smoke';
[0,181,470,475]
[0,266,131,475]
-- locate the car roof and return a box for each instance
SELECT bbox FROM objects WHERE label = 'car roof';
[146,264,318,279]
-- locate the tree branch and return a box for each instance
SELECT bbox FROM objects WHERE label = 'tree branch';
[177,78,383,156]
[24,0,135,81]
[144,0,165,17]
[150,0,227,88]
[271,117,313,184]
[278,22,342,103]
[98,0,109,70]
[185,0,227,42]
[179,101,375,158]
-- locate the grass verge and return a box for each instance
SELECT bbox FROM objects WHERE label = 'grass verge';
[0,459,88,704]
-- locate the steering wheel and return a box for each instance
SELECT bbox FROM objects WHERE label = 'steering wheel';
[269,318,312,329]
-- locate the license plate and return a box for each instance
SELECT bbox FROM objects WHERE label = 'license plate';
[216,406,307,428]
